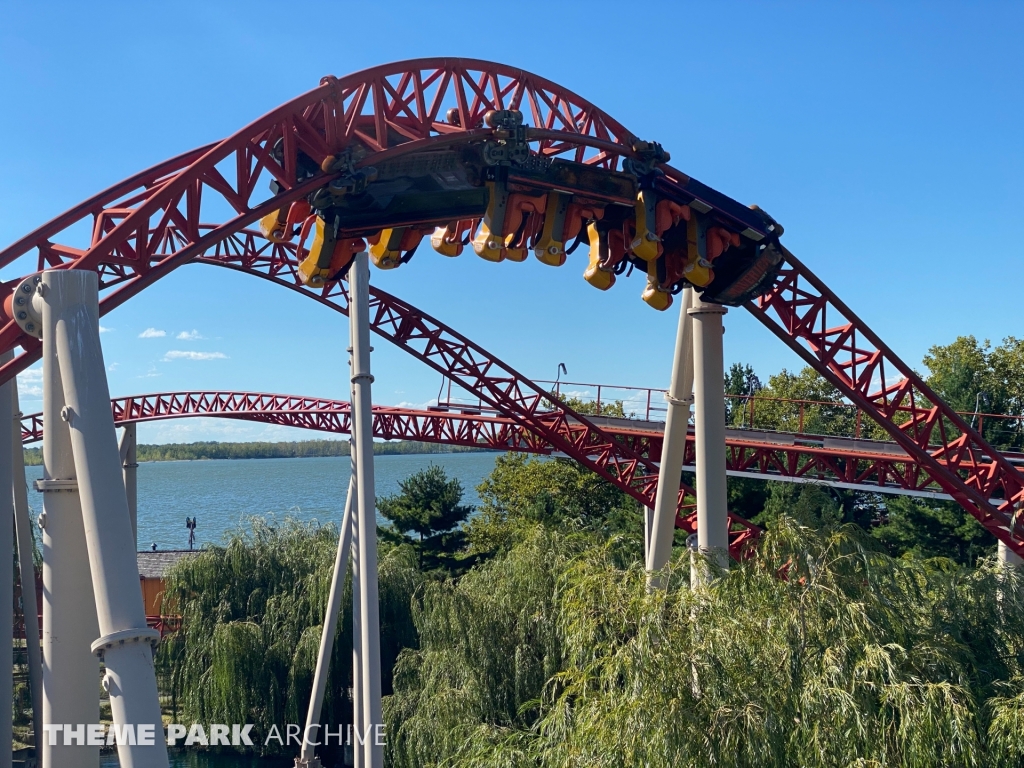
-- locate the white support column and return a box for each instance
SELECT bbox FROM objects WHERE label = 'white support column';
[643,507,653,564]
[20,270,102,768]
[690,296,729,578]
[10,385,42,752]
[119,424,138,550]
[350,464,363,768]
[45,270,167,768]
[0,353,15,768]
[997,540,1023,609]
[298,475,356,767]
[647,287,695,587]
[999,541,1023,568]
[348,252,383,768]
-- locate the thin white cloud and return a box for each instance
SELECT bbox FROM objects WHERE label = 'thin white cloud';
[394,399,438,410]
[107,362,119,372]
[139,328,166,338]
[162,350,228,361]
[17,366,43,398]
[99,326,113,334]
[176,330,204,340]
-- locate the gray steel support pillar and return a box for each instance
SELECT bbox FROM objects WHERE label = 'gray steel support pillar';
[348,252,383,768]
[0,353,14,768]
[45,270,167,768]
[297,475,355,767]
[20,270,102,768]
[646,287,695,587]
[999,541,1023,568]
[119,424,138,550]
[690,297,729,578]
[10,384,42,752]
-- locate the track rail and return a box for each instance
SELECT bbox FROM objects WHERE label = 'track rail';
[191,245,761,556]
[19,393,543,454]
[2,58,1020,555]
[747,249,1024,547]
[19,392,1003,502]
[0,59,648,384]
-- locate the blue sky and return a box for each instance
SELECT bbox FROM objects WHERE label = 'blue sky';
[0,1,1020,443]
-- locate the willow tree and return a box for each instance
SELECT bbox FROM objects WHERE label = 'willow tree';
[160,517,421,754]
[387,519,1024,768]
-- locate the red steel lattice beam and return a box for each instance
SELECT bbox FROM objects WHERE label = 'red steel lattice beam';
[19,393,545,454]
[747,248,1024,547]
[19,393,1001,502]
[192,245,761,554]
[0,58,654,385]
[0,58,1019,555]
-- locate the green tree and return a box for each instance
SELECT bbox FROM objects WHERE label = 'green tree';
[378,465,474,576]
[387,519,1024,768]
[923,335,1001,414]
[467,452,643,559]
[753,481,879,532]
[923,335,1024,450]
[990,337,1024,417]
[724,361,762,424]
[558,394,627,417]
[161,517,421,758]
[747,366,856,436]
[725,476,769,522]
[872,495,994,564]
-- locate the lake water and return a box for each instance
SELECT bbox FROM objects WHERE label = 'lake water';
[24,452,500,551]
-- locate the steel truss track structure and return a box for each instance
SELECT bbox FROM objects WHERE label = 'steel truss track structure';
[18,391,1017,505]
[193,252,763,556]
[748,250,1024,546]
[1,58,1021,555]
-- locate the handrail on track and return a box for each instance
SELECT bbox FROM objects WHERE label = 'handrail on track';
[439,377,1024,449]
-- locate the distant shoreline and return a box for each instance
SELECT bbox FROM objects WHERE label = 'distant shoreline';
[23,439,493,466]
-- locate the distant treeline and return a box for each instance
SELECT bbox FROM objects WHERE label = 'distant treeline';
[22,439,488,465]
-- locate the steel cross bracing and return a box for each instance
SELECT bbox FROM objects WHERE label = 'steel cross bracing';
[19,392,1014,504]
[0,56,773,383]
[747,248,1024,548]
[0,58,1020,554]
[197,248,761,556]
[0,58,654,384]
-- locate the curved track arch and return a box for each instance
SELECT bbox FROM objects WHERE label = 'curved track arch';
[1,58,1022,555]
[0,57,649,380]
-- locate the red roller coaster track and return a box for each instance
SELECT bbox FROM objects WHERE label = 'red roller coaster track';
[1,58,1021,555]
[20,390,1012,505]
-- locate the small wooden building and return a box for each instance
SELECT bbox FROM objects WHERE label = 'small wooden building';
[136,550,196,616]
[17,549,196,639]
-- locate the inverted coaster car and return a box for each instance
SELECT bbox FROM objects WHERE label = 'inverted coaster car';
[259,109,783,310]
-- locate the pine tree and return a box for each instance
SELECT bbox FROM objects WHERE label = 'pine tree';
[378,465,474,576]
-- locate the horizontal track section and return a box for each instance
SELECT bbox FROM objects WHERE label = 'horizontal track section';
[20,393,1011,503]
